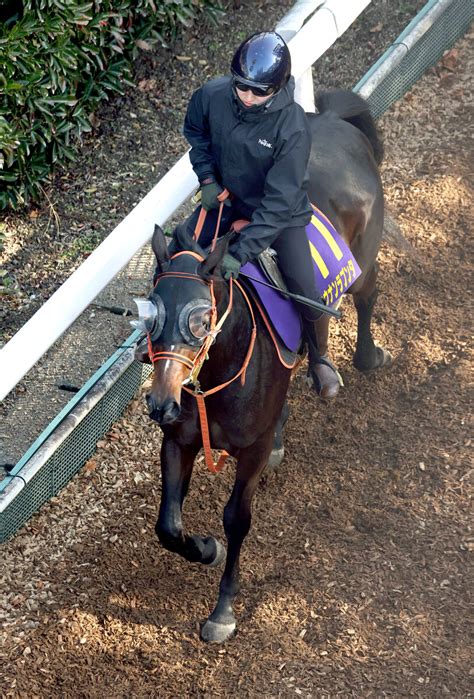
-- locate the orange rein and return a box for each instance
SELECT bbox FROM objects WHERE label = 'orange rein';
[193,187,229,251]
[149,196,257,473]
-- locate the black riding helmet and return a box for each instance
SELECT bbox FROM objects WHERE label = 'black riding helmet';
[231,31,291,95]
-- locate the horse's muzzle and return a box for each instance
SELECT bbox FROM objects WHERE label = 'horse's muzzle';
[146,394,181,425]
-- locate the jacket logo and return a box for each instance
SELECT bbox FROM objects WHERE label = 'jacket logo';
[258,138,273,149]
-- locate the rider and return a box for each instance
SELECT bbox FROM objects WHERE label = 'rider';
[143,31,340,397]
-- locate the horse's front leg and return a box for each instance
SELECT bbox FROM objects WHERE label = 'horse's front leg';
[200,433,273,643]
[156,437,225,566]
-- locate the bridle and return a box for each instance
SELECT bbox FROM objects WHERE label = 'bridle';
[147,249,235,386]
[147,197,257,472]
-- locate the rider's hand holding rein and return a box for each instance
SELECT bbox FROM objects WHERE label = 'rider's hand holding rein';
[200,177,231,212]
[221,253,241,280]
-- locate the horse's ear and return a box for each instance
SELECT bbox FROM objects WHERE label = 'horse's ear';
[199,239,228,280]
[151,224,170,272]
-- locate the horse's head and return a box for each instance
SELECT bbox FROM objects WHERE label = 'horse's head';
[134,224,228,425]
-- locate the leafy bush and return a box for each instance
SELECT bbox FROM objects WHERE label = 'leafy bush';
[0,0,224,209]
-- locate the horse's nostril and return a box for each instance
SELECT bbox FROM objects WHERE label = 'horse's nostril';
[148,399,180,425]
[163,401,180,424]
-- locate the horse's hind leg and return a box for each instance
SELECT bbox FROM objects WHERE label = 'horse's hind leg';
[352,262,392,372]
[267,400,289,469]
[156,437,226,566]
[201,432,273,643]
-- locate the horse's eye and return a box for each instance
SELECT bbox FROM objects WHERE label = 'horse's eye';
[188,306,211,339]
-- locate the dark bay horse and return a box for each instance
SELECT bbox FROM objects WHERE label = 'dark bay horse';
[136,90,390,643]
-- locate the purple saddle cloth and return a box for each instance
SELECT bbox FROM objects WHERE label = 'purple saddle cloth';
[241,205,361,352]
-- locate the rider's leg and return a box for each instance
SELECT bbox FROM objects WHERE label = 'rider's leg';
[270,226,321,315]
[271,226,341,398]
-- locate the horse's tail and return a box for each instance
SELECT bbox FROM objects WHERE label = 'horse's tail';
[315,89,384,165]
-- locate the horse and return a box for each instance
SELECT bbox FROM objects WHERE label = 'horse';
[136,89,390,643]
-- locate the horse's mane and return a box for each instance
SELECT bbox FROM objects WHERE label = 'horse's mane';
[315,89,384,165]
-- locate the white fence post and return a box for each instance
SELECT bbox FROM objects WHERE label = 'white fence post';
[277,1,372,111]
[276,0,322,112]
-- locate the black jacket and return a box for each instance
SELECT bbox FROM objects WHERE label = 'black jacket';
[183,76,313,264]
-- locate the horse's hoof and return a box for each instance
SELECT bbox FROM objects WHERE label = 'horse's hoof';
[207,538,226,568]
[267,447,284,470]
[355,346,392,373]
[375,346,392,369]
[200,618,236,643]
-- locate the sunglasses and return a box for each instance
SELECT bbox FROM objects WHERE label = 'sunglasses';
[233,80,274,97]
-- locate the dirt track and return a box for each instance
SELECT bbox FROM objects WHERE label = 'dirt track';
[1,25,472,699]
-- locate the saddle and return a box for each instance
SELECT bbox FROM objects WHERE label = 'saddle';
[235,205,362,355]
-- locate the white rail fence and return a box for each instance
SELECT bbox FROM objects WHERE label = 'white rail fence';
[0,0,372,402]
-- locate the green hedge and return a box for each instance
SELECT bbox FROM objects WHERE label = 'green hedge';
[0,0,224,209]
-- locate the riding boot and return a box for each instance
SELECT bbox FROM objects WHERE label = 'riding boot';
[302,317,342,399]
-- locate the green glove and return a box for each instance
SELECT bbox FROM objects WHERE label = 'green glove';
[201,181,223,211]
[221,253,241,280]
